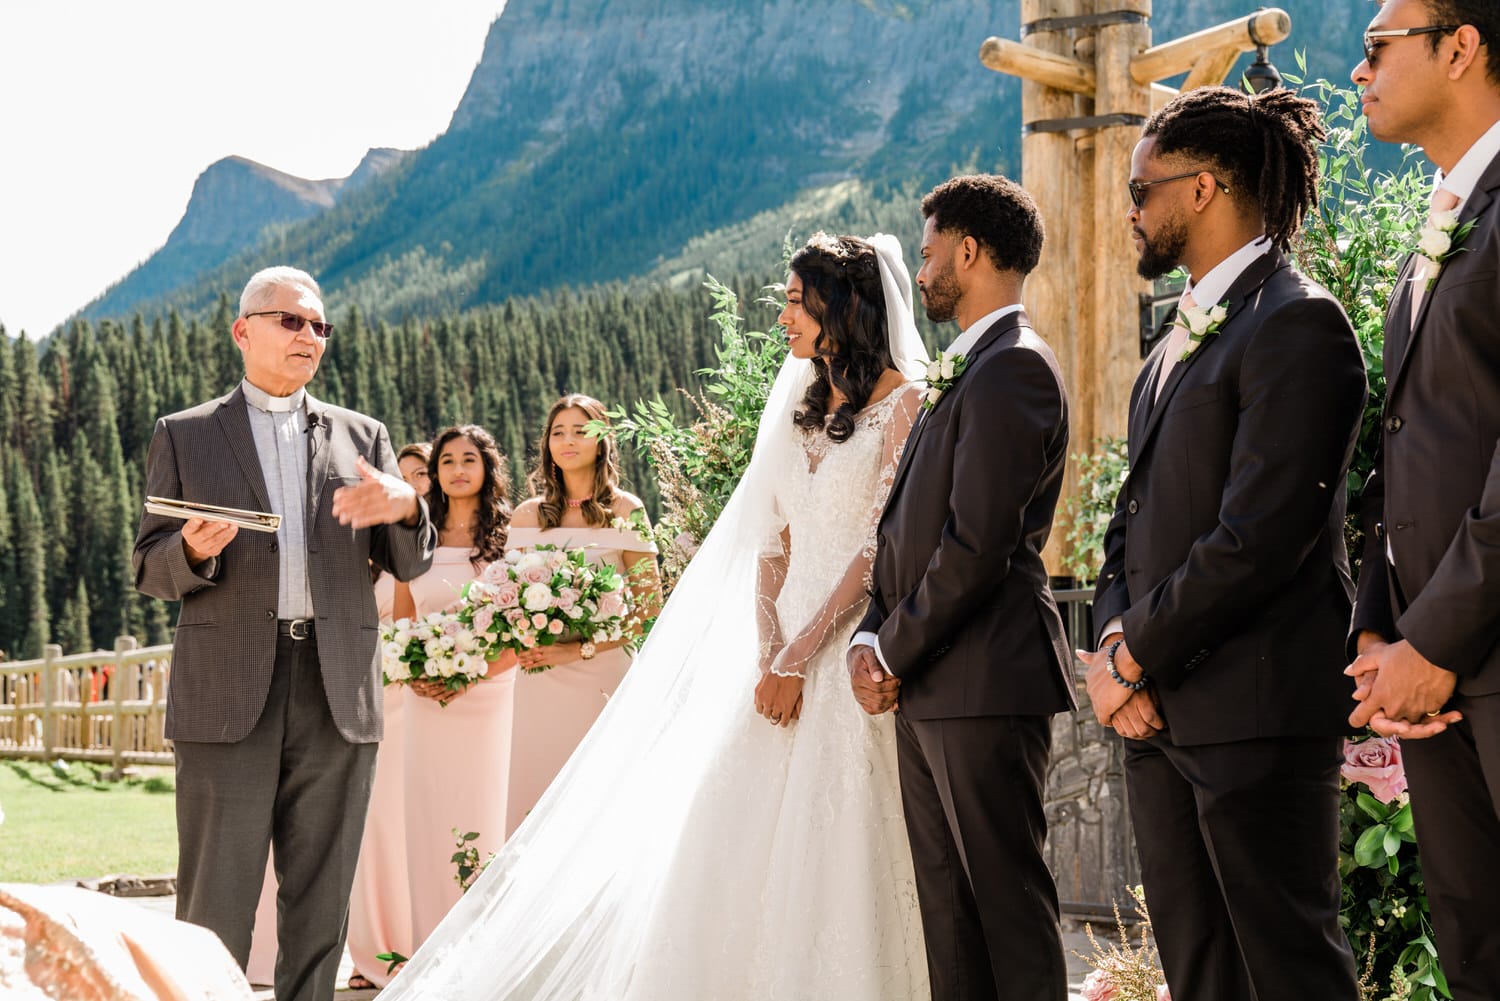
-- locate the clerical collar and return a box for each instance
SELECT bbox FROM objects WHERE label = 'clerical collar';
[241,379,306,414]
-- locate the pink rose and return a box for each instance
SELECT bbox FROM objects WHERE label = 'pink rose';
[1080,970,1118,1001]
[548,619,564,635]
[505,609,525,626]
[493,582,522,608]
[471,606,496,635]
[479,561,509,584]
[1342,736,1407,804]
[442,619,460,636]
[521,564,551,585]
[531,612,549,630]
[597,592,627,620]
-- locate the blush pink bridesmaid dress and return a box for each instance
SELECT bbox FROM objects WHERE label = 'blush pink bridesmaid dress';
[504,525,655,836]
[401,547,516,951]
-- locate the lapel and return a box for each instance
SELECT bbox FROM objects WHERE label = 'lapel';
[1134,251,1285,457]
[884,309,1030,507]
[1390,158,1500,394]
[304,393,332,529]
[215,387,273,512]
[1383,253,1419,380]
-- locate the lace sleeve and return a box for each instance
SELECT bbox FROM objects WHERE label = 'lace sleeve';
[768,384,922,677]
[756,499,791,672]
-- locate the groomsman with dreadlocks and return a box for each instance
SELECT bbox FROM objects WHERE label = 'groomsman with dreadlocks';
[1348,3,1500,997]
[1079,86,1366,1000]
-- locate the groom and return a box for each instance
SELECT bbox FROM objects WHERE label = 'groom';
[850,174,1074,1001]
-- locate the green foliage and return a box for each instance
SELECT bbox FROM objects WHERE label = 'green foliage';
[450,827,494,894]
[1059,437,1129,586]
[607,277,788,592]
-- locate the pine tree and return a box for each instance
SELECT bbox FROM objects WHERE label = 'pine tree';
[9,456,50,659]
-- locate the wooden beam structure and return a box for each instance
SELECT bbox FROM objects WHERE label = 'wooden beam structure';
[982,5,1291,572]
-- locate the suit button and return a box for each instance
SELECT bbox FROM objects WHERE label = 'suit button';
[1386,415,1403,433]
[265,610,275,619]
[1127,499,1139,514]
[269,541,278,553]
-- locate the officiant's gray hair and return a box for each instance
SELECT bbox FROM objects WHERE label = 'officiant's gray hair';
[239,266,323,318]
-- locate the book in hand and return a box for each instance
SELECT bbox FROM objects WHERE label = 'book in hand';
[144,496,281,534]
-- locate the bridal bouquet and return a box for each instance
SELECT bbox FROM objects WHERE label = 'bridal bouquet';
[461,545,631,673]
[381,612,492,696]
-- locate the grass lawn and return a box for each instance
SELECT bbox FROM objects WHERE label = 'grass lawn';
[0,759,177,883]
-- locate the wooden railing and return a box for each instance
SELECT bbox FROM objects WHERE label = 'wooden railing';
[0,638,174,772]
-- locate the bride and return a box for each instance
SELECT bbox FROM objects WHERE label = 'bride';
[378,232,931,1001]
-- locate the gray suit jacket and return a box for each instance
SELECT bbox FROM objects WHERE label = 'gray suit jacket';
[854,310,1076,719]
[1352,149,1500,696]
[133,386,435,744]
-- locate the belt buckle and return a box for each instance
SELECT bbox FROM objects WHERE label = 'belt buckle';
[287,618,313,641]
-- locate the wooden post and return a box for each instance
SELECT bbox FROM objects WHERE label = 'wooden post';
[40,643,60,761]
[111,635,136,779]
[1016,0,1085,574]
[1092,0,1154,450]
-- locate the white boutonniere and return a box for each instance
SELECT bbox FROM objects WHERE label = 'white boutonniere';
[1174,301,1230,362]
[1415,210,1476,290]
[922,352,968,410]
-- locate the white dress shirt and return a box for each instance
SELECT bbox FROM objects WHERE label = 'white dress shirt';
[242,378,315,620]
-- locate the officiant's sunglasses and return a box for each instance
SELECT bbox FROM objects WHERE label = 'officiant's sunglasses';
[1128,171,1230,210]
[246,310,334,339]
[1362,25,1460,66]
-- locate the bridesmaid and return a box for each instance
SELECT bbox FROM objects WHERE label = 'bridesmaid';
[346,441,430,990]
[247,442,433,990]
[395,425,517,952]
[505,394,661,836]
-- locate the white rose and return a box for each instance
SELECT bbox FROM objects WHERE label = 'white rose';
[1208,304,1228,324]
[1184,309,1212,336]
[924,387,943,406]
[516,552,547,575]
[939,356,956,380]
[925,359,943,380]
[1418,228,1452,259]
[523,582,553,611]
[1430,209,1459,231]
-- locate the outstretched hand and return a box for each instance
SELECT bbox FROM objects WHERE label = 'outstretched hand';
[332,456,420,529]
[848,644,900,715]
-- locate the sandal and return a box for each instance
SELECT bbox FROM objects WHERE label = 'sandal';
[347,971,376,990]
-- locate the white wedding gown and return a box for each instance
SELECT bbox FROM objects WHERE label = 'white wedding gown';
[378,385,929,1001]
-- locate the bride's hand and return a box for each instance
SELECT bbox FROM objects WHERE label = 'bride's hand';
[754,671,804,728]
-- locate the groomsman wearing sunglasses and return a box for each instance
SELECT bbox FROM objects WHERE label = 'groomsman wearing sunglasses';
[1349,3,1500,997]
[133,266,434,1001]
[1080,86,1366,1001]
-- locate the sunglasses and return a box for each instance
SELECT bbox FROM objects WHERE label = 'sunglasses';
[1362,25,1460,66]
[1128,170,1230,210]
[245,310,334,339]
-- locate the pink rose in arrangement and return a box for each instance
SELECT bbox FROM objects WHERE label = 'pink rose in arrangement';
[479,561,508,585]
[1342,736,1407,803]
[505,609,525,626]
[597,591,627,620]
[471,605,496,635]
[520,563,552,585]
[548,619,565,635]
[442,619,460,636]
[493,581,521,608]
[531,612,549,630]
[1080,970,1118,1001]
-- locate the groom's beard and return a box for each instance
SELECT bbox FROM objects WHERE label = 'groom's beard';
[921,261,962,323]
[1135,215,1189,281]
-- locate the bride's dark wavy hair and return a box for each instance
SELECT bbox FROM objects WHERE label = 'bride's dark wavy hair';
[788,233,896,443]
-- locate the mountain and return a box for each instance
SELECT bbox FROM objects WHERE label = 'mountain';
[82,147,412,319]
[77,0,1375,327]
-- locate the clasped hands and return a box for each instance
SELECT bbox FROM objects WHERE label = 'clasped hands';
[1078,634,1164,740]
[1346,632,1462,739]
[847,644,901,716]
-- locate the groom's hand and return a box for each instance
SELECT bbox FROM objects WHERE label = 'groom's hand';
[849,645,900,715]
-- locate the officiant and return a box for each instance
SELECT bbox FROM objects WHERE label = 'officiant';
[132,265,434,1001]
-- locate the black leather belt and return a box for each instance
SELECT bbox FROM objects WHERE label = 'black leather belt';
[277,618,315,641]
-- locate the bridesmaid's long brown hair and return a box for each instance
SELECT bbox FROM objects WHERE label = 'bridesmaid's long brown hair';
[427,424,511,568]
[527,394,621,530]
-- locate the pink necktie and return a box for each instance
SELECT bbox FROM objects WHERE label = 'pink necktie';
[1154,289,1196,402]
[1410,187,1461,330]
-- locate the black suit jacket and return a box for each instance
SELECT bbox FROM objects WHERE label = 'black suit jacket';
[133,387,435,744]
[855,309,1075,720]
[1093,252,1367,745]
[1352,150,1500,696]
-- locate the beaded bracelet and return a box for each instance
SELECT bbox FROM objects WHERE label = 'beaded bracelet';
[1107,639,1148,691]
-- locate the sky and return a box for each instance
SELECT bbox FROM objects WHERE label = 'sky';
[0,1,508,340]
